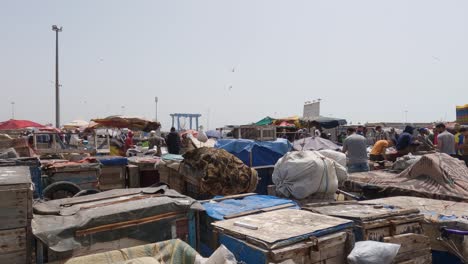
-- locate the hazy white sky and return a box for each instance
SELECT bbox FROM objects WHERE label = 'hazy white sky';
[1,1,467,129]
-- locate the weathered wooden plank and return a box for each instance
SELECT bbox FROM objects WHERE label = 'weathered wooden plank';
[213,209,353,248]
[0,228,26,254]
[396,253,432,264]
[0,250,27,264]
[269,231,349,262]
[393,248,432,263]
[224,203,296,219]
[383,234,430,254]
[0,188,30,229]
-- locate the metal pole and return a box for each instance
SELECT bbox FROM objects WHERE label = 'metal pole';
[11,102,15,119]
[155,96,158,121]
[52,25,62,128]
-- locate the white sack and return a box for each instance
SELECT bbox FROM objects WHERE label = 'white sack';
[272,151,341,199]
[347,241,400,264]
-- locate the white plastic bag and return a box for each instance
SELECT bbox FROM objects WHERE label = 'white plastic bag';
[272,151,339,199]
[347,241,400,264]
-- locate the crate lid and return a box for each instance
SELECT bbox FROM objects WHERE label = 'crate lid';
[0,166,31,186]
[212,209,353,249]
[303,203,419,222]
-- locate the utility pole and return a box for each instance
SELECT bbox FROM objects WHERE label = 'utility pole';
[11,102,15,119]
[52,25,62,128]
[154,96,158,122]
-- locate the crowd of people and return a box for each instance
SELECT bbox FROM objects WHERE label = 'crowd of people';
[342,123,468,173]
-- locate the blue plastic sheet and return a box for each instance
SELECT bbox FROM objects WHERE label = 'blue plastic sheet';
[215,139,292,167]
[95,156,128,166]
[202,195,299,220]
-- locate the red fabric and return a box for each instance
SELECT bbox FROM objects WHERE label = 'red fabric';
[0,119,44,130]
[125,136,134,149]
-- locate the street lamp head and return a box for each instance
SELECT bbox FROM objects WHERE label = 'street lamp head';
[52,25,63,32]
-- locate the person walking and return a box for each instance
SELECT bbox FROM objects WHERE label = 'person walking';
[343,127,369,173]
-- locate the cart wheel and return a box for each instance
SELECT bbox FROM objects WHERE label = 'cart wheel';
[73,189,100,197]
[43,181,81,200]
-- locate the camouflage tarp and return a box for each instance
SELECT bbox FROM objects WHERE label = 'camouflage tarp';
[343,153,468,202]
[180,147,258,196]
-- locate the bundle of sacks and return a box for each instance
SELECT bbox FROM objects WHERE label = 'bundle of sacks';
[272,150,348,200]
[181,147,258,196]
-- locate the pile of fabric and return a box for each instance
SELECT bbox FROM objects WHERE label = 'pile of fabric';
[272,151,348,200]
[344,153,468,202]
[180,147,258,196]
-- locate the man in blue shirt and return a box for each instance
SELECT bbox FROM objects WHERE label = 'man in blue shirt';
[396,126,414,156]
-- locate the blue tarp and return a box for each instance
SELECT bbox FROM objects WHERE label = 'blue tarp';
[202,195,299,220]
[95,156,128,166]
[215,139,292,167]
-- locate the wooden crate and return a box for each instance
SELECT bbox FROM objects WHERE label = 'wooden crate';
[99,166,126,191]
[212,209,354,264]
[0,166,33,229]
[158,164,185,194]
[126,164,139,188]
[303,202,424,241]
[384,233,432,264]
[0,227,32,264]
[198,194,297,257]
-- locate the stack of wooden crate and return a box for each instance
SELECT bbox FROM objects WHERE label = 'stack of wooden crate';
[0,166,33,263]
[212,209,355,264]
[303,202,432,264]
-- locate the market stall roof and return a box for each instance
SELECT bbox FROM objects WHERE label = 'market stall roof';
[277,121,295,128]
[255,116,275,126]
[63,120,89,129]
[91,115,161,132]
[293,136,341,151]
[0,119,44,130]
[301,116,347,129]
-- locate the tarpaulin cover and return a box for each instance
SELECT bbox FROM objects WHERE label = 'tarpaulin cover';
[301,116,347,129]
[272,151,348,199]
[181,148,258,196]
[42,158,101,172]
[32,186,203,253]
[215,139,292,167]
[343,153,468,202]
[95,156,128,166]
[293,136,341,151]
[91,116,161,132]
[202,195,299,220]
[255,116,275,126]
[57,239,198,264]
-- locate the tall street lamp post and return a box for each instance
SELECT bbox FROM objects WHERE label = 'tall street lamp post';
[52,25,62,128]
